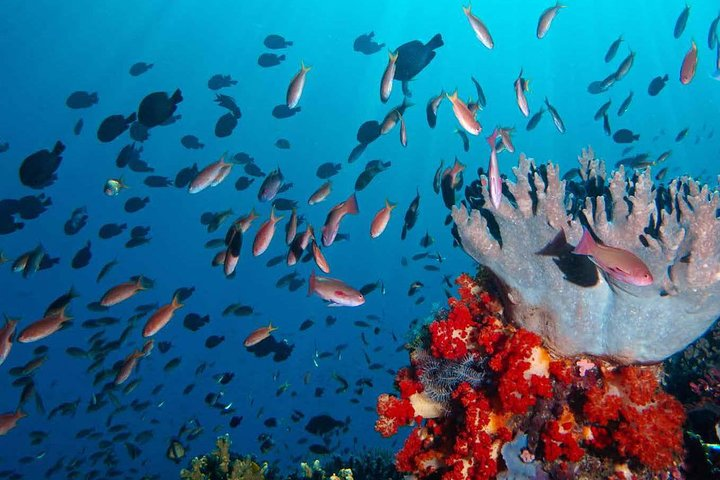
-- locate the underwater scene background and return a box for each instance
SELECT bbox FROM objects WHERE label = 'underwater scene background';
[2,0,720,478]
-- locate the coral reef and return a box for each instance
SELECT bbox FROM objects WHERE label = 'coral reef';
[452,148,720,363]
[376,273,687,479]
[180,434,266,480]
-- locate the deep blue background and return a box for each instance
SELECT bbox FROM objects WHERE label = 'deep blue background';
[1,1,719,477]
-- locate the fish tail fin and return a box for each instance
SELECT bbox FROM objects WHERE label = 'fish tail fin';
[268,323,278,333]
[446,90,458,101]
[52,141,66,155]
[135,276,146,290]
[426,33,444,50]
[286,40,294,46]
[308,271,316,296]
[171,293,184,310]
[462,4,471,14]
[389,51,398,62]
[386,198,396,210]
[345,193,359,215]
[270,207,284,224]
[301,60,312,72]
[662,74,669,81]
[486,129,499,148]
[171,89,183,104]
[572,227,596,256]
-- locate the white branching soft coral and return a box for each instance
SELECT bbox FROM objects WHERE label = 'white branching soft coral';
[452,147,720,363]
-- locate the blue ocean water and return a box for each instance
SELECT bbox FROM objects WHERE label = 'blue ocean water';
[0,0,718,478]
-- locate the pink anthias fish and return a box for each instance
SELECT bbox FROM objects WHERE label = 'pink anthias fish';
[680,40,698,85]
[0,316,18,367]
[189,153,232,194]
[244,323,278,347]
[572,227,653,286]
[0,411,26,436]
[514,69,531,117]
[287,61,311,109]
[536,1,566,39]
[487,129,502,209]
[322,193,359,247]
[380,51,399,103]
[446,90,481,135]
[462,4,494,49]
[308,271,365,307]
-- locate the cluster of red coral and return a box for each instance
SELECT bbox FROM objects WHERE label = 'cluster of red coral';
[376,272,687,479]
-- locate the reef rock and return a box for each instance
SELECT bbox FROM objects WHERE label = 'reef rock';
[452,147,720,364]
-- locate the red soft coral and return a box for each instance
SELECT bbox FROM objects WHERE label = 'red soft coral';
[429,302,476,360]
[375,393,415,438]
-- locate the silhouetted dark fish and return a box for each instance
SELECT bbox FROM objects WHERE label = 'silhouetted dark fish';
[64,207,88,235]
[0,142,8,153]
[19,141,65,189]
[66,91,98,109]
[98,113,136,142]
[299,319,314,331]
[526,109,545,130]
[393,34,444,96]
[129,62,153,76]
[116,143,142,168]
[208,74,237,90]
[205,335,224,349]
[181,135,204,149]
[273,198,298,211]
[215,94,242,117]
[674,4,690,39]
[353,31,384,54]
[347,143,367,163]
[275,138,291,149]
[316,162,341,179]
[215,112,238,137]
[183,313,209,332]
[456,129,470,151]
[613,128,639,143]
[144,175,173,188]
[99,223,127,239]
[617,91,633,116]
[175,163,198,188]
[355,160,390,191]
[128,156,154,173]
[272,104,301,119]
[137,89,183,128]
[73,118,83,135]
[648,74,668,96]
[675,127,689,142]
[357,120,381,144]
[244,163,265,177]
[71,241,92,269]
[305,414,345,435]
[129,121,150,142]
[401,190,420,240]
[604,36,623,63]
[235,176,255,191]
[124,196,149,213]
[264,34,293,49]
[131,226,151,238]
[258,53,286,67]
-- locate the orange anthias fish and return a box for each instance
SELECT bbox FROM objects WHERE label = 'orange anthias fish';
[572,227,653,286]
[370,199,396,238]
[399,112,408,147]
[308,181,332,205]
[311,240,331,273]
[462,4,494,49]
[253,207,284,256]
[0,411,26,436]
[234,209,258,234]
[308,271,365,307]
[244,323,278,347]
[114,350,145,385]
[286,208,298,245]
[680,40,698,85]
[287,61,311,109]
[189,152,231,194]
[142,294,184,337]
[446,90,481,135]
[443,158,466,190]
[18,307,72,343]
[0,316,18,367]
[322,193,359,247]
[537,2,566,39]
[487,129,502,210]
[514,69,531,117]
[380,51,398,103]
[498,127,516,153]
[100,277,145,307]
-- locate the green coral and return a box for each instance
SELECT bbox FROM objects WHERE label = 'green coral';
[180,435,266,480]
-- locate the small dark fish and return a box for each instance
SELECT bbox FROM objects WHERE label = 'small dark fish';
[137,89,183,128]
[230,416,243,428]
[180,135,204,150]
[471,76,487,108]
[99,223,127,239]
[129,62,153,76]
[602,113,612,136]
[648,74,669,96]
[675,128,689,142]
[709,13,720,49]
[544,97,566,133]
[183,313,209,332]
[204,335,225,349]
[275,138,291,149]
[19,141,65,189]
[71,241,92,269]
[674,4,690,39]
[347,143,367,163]
[130,121,150,142]
[273,198,297,211]
[526,108,545,131]
[613,128,639,143]
[214,94,242,117]
[655,150,672,164]
[593,99,612,121]
[617,91,633,116]
[299,319,314,331]
[73,118,84,135]
[124,196,150,213]
[264,34,293,49]
[144,175,173,188]
[66,91,99,109]
[131,225,151,238]
[316,162,341,179]
[614,51,636,81]
[97,113,136,143]
[604,36,623,63]
[207,74,237,90]
[64,206,88,235]
[158,341,172,353]
[655,167,669,181]
[163,357,181,372]
[258,53,286,67]
[309,444,330,455]
[357,120,382,144]
[175,163,199,188]
[234,176,255,191]
[353,31,385,55]
[419,231,434,248]
[401,190,420,241]
[456,129,470,152]
[272,104,301,119]
[215,112,238,138]
[96,259,118,283]
[116,142,143,168]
